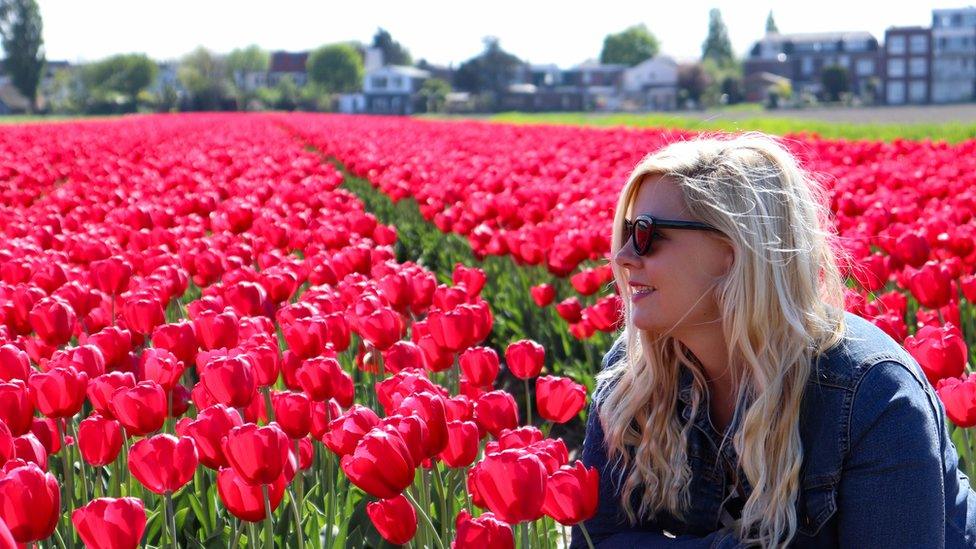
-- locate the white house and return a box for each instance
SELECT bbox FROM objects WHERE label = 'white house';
[621,55,679,111]
[363,65,430,114]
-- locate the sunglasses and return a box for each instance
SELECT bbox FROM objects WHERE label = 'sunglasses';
[622,214,723,256]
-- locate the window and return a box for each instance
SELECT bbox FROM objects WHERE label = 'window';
[856,58,875,76]
[886,83,905,104]
[392,76,403,88]
[887,58,906,77]
[909,57,928,76]
[909,80,927,102]
[888,35,906,54]
[909,34,928,53]
[837,55,850,67]
[371,76,388,89]
[801,56,814,76]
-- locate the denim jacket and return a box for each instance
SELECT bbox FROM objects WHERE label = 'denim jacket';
[570,311,976,548]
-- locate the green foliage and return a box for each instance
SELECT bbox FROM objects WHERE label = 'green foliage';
[821,64,850,102]
[306,43,363,94]
[418,77,451,113]
[453,37,523,111]
[81,53,157,109]
[0,0,44,112]
[701,8,735,69]
[599,23,660,67]
[178,46,235,111]
[700,56,743,107]
[371,28,411,66]
[225,44,269,110]
[765,10,778,33]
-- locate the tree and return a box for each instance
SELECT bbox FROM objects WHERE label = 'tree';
[418,77,450,113]
[178,46,234,111]
[372,28,411,66]
[677,62,710,108]
[306,43,363,94]
[765,10,778,33]
[453,36,522,108]
[599,24,659,66]
[0,0,44,112]
[821,64,849,102]
[702,8,735,69]
[225,45,269,110]
[82,53,157,110]
[700,56,743,107]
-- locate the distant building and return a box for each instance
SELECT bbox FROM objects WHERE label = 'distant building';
[268,51,309,87]
[562,59,626,111]
[744,31,882,99]
[363,65,430,114]
[620,55,679,111]
[743,71,792,103]
[930,7,976,103]
[883,26,932,104]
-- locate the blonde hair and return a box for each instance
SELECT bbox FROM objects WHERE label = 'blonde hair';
[598,131,851,547]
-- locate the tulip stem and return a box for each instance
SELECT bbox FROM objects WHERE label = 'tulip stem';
[166,491,178,549]
[525,378,534,425]
[69,420,90,504]
[288,484,305,548]
[263,386,275,424]
[231,519,244,548]
[963,427,976,480]
[57,421,76,549]
[579,522,596,549]
[432,463,449,541]
[111,458,121,498]
[520,523,531,549]
[324,448,335,549]
[262,483,274,549]
[404,489,445,549]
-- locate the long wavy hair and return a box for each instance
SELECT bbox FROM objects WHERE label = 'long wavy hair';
[597,131,852,548]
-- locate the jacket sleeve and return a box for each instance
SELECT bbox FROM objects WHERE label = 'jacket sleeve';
[568,335,750,548]
[835,359,946,547]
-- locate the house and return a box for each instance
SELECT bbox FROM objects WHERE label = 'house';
[337,93,366,113]
[561,59,626,110]
[0,82,32,114]
[363,65,430,114]
[620,55,679,111]
[744,31,882,99]
[743,71,792,103]
[884,26,932,104]
[930,7,976,103]
[268,51,309,87]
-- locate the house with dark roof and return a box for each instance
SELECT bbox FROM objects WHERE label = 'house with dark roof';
[268,51,309,86]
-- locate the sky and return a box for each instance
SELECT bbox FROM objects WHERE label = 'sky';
[37,1,957,68]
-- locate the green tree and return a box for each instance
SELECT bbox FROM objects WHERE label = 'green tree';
[700,56,743,107]
[82,53,157,108]
[273,73,298,110]
[453,36,522,101]
[0,0,44,112]
[306,43,363,93]
[178,46,233,111]
[372,28,411,66]
[702,8,735,69]
[765,10,778,33]
[599,24,660,66]
[821,64,849,102]
[418,77,450,113]
[225,44,268,110]
[677,62,710,108]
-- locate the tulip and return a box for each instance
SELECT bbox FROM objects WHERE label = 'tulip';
[340,425,415,499]
[28,366,88,419]
[216,466,286,522]
[904,323,968,386]
[555,297,584,323]
[139,347,186,390]
[193,308,239,350]
[459,346,500,388]
[474,390,520,438]
[907,261,953,310]
[0,344,30,382]
[382,340,425,374]
[452,510,514,549]
[439,420,480,468]
[176,404,243,470]
[468,449,547,524]
[397,391,449,457]
[358,306,404,351]
[296,356,348,402]
[71,497,146,549]
[121,291,165,335]
[50,344,106,378]
[200,354,256,408]
[0,380,33,436]
[936,375,976,428]
[542,460,600,525]
[322,404,381,455]
[0,462,60,542]
[530,283,556,307]
[128,434,198,494]
[452,263,487,297]
[14,433,47,468]
[273,391,312,439]
[151,321,198,365]
[505,339,545,380]
[110,381,168,436]
[536,375,587,423]
[78,413,124,466]
[87,371,137,419]
[29,296,77,346]
[222,422,291,485]
[366,494,417,545]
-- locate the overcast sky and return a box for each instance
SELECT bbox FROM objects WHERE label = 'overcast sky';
[38,1,952,67]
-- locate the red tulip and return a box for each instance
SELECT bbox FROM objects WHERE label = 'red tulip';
[439,420,480,468]
[322,404,380,455]
[128,434,198,494]
[554,297,583,323]
[505,339,545,379]
[272,391,311,439]
[0,380,33,436]
[29,296,77,346]
[474,390,520,438]
[71,497,146,549]
[382,340,425,374]
[296,356,348,402]
[88,371,137,419]
[110,381,168,436]
[175,404,243,470]
[281,316,330,359]
[936,375,976,428]
[892,231,929,268]
[452,264,487,297]
[0,423,13,465]
[358,306,404,351]
[0,462,60,542]
[193,308,239,351]
[28,366,88,418]
[151,321,198,366]
[542,460,599,525]
[0,344,30,382]
[536,375,587,423]
[397,391,449,457]
[222,422,291,485]
[367,494,417,545]
[49,344,106,378]
[200,355,256,408]
[14,432,47,468]
[468,449,547,524]
[90,256,133,296]
[216,466,286,522]
[907,261,953,310]
[426,307,474,352]
[121,291,165,335]
[139,347,186,390]
[459,346,499,388]
[529,283,556,307]
[340,425,415,499]
[78,414,124,466]
[452,510,514,549]
[904,323,968,386]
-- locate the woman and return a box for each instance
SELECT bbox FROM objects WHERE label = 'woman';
[569,132,976,548]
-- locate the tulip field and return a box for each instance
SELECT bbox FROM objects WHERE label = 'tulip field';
[0,112,973,548]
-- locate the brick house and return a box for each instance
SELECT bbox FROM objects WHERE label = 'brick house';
[883,26,932,104]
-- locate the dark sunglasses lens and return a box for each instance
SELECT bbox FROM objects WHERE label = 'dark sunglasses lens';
[633,218,654,254]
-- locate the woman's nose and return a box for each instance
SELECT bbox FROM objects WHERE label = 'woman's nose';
[613,244,641,270]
